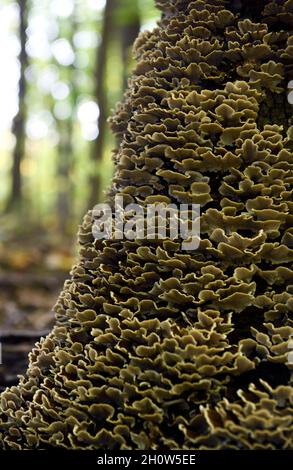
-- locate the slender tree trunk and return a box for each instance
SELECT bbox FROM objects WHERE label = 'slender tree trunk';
[120,0,140,91]
[7,0,29,211]
[56,119,73,235]
[56,4,78,236]
[88,0,117,209]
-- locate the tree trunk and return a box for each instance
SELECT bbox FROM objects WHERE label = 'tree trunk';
[56,119,73,235]
[88,0,117,209]
[7,0,29,211]
[120,0,140,91]
[56,4,78,236]
[1,0,292,451]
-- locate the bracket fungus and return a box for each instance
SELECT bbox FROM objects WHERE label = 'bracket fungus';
[0,0,292,450]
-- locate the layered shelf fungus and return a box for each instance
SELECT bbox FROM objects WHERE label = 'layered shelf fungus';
[0,0,293,450]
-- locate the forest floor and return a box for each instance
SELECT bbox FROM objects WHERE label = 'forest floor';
[0,237,75,391]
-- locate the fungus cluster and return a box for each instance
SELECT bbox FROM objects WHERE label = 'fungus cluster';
[0,0,292,450]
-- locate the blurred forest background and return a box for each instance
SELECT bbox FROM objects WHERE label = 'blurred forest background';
[0,0,159,389]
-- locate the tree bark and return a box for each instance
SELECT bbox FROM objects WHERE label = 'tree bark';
[7,0,29,211]
[88,0,117,209]
[56,4,78,236]
[120,0,140,91]
[56,120,73,235]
